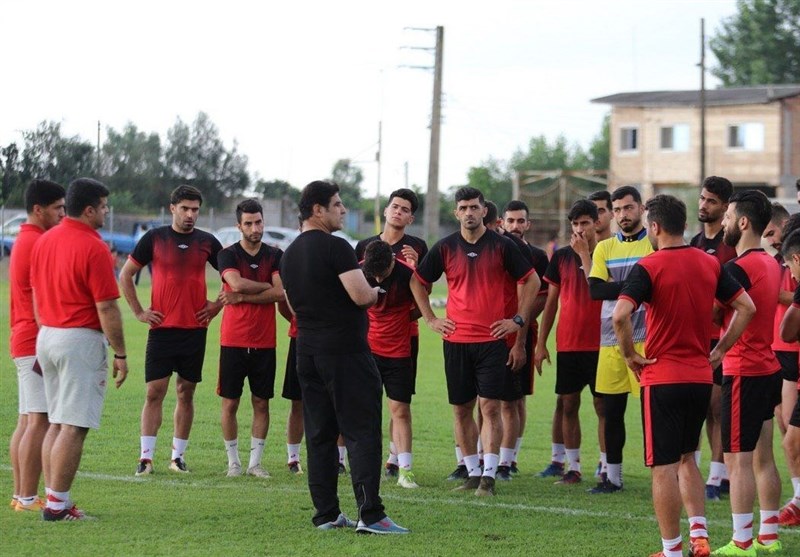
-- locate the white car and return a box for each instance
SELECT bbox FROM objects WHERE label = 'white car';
[215,226,299,252]
[333,230,358,248]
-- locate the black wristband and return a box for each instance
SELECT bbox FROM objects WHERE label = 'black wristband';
[114,354,127,360]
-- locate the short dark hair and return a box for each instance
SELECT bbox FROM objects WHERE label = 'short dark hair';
[170,185,203,206]
[770,202,790,224]
[503,199,529,216]
[611,185,642,204]
[782,229,800,259]
[25,179,65,213]
[236,198,263,223]
[783,213,800,241]
[644,194,686,236]
[729,189,772,236]
[388,188,419,214]
[588,190,612,211]
[362,240,394,279]
[66,178,109,218]
[454,186,484,205]
[483,200,498,226]
[298,180,340,220]
[702,176,733,203]
[567,199,599,222]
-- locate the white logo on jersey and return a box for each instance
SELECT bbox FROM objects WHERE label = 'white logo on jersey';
[467,252,478,258]
[250,264,259,269]
[178,244,189,250]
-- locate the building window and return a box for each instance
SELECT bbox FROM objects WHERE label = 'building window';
[620,127,638,152]
[660,124,690,151]
[727,123,764,151]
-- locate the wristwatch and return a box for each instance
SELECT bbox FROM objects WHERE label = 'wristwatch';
[512,314,525,328]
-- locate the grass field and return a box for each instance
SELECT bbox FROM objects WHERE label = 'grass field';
[1,268,798,556]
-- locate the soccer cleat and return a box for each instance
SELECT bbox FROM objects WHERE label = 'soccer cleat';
[338,463,348,476]
[317,512,357,530]
[9,497,18,508]
[14,497,45,512]
[594,461,603,478]
[169,458,188,473]
[474,476,495,497]
[356,516,409,534]
[495,465,513,481]
[779,502,800,526]
[135,459,154,476]
[588,478,623,494]
[385,462,399,479]
[753,539,782,554]
[710,540,756,556]
[720,478,730,495]
[556,470,582,485]
[689,537,711,557]
[446,464,469,481]
[537,461,565,478]
[42,505,90,521]
[453,476,482,491]
[397,469,419,489]
[226,462,242,477]
[706,484,721,501]
[288,461,304,475]
[246,465,271,478]
[510,461,519,475]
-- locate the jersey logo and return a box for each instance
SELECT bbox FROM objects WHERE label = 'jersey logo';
[178,244,189,250]
[706,248,716,254]
[250,264,259,269]
[467,252,478,258]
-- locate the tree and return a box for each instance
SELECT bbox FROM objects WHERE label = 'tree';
[254,178,299,202]
[462,157,512,209]
[710,0,800,86]
[0,143,21,205]
[329,158,363,209]
[19,121,95,188]
[587,113,610,170]
[101,123,164,211]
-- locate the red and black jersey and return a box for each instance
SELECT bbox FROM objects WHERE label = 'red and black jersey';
[773,260,799,353]
[690,229,738,264]
[415,229,534,343]
[364,258,416,358]
[620,246,743,386]
[500,233,547,347]
[544,246,602,352]
[721,249,781,377]
[219,242,282,349]
[129,226,222,329]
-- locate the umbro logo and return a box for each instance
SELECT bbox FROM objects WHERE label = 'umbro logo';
[467,252,478,258]
[178,244,189,250]
[250,264,259,269]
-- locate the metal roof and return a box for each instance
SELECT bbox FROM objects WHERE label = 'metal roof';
[591,85,800,107]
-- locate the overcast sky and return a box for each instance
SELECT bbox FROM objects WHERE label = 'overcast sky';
[1,0,738,199]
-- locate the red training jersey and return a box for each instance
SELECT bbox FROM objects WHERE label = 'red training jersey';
[9,223,44,357]
[772,260,799,353]
[365,258,416,358]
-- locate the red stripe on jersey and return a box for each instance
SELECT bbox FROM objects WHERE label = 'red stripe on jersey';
[643,386,654,466]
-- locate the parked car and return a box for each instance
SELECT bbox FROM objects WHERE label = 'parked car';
[333,230,358,248]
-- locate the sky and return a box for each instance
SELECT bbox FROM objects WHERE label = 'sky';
[1,0,739,199]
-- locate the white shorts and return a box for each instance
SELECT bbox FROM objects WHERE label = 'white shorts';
[37,327,108,430]
[14,355,48,414]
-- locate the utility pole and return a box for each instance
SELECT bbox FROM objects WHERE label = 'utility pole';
[699,18,706,184]
[401,25,444,242]
[97,120,101,176]
[374,121,383,235]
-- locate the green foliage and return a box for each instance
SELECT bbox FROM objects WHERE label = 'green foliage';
[587,113,610,170]
[254,178,300,202]
[0,143,21,204]
[463,157,512,209]
[101,123,166,210]
[710,0,800,86]
[329,158,364,209]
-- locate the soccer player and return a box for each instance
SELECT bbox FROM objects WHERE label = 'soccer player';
[216,199,285,478]
[588,185,653,493]
[713,189,783,556]
[9,179,65,512]
[534,199,605,485]
[411,187,539,497]
[613,194,754,557]
[588,190,614,242]
[355,188,427,477]
[691,176,738,501]
[120,185,223,475]
[280,180,407,534]
[362,240,420,488]
[31,178,128,520]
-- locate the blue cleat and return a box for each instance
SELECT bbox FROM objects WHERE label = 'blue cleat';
[317,513,356,530]
[356,516,410,534]
[537,462,565,478]
[705,484,721,501]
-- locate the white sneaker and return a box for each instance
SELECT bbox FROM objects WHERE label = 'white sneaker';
[397,469,419,489]
[247,465,271,478]
[226,462,242,477]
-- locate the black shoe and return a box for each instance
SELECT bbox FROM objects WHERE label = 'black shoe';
[446,464,469,481]
[496,465,513,481]
[338,463,348,476]
[475,476,495,496]
[510,462,519,475]
[720,478,730,495]
[453,476,481,491]
[384,463,399,478]
[588,478,622,494]
[169,458,189,473]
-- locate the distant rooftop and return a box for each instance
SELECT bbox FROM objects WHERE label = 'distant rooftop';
[592,85,800,107]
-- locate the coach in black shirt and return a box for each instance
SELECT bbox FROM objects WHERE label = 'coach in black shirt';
[280,180,408,535]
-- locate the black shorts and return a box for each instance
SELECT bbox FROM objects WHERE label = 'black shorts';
[641,383,711,467]
[556,351,600,396]
[443,340,508,405]
[710,339,723,386]
[410,334,419,395]
[145,328,207,383]
[722,371,782,453]
[776,350,800,382]
[790,394,800,428]
[374,354,414,404]
[217,346,276,400]
[281,337,301,401]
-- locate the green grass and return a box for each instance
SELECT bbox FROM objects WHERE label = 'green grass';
[1,270,798,556]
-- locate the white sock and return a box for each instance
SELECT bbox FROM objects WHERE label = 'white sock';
[46,490,69,511]
[249,437,265,469]
[552,443,566,464]
[477,438,484,459]
[565,448,581,472]
[171,437,188,461]
[661,535,682,557]
[732,513,753,546]
[689,516,708,539]
[224,438,240,466]
[387,452,399,465]
[140,435,157,461]
[455,445,464,465]
[338,445,347,465]
[482,453,499,478]
[600,452,608,472]
[499,447,515,467]
[513,437,523,462]
[464,454,482,477]
[607,463,622,486]
[694,450,702,467]
[19,495,37,506]
[287,443,301,464]
[707,461,725,486]
[389,441,397,455]
[398,452,412,470]
[758,510,779,546]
